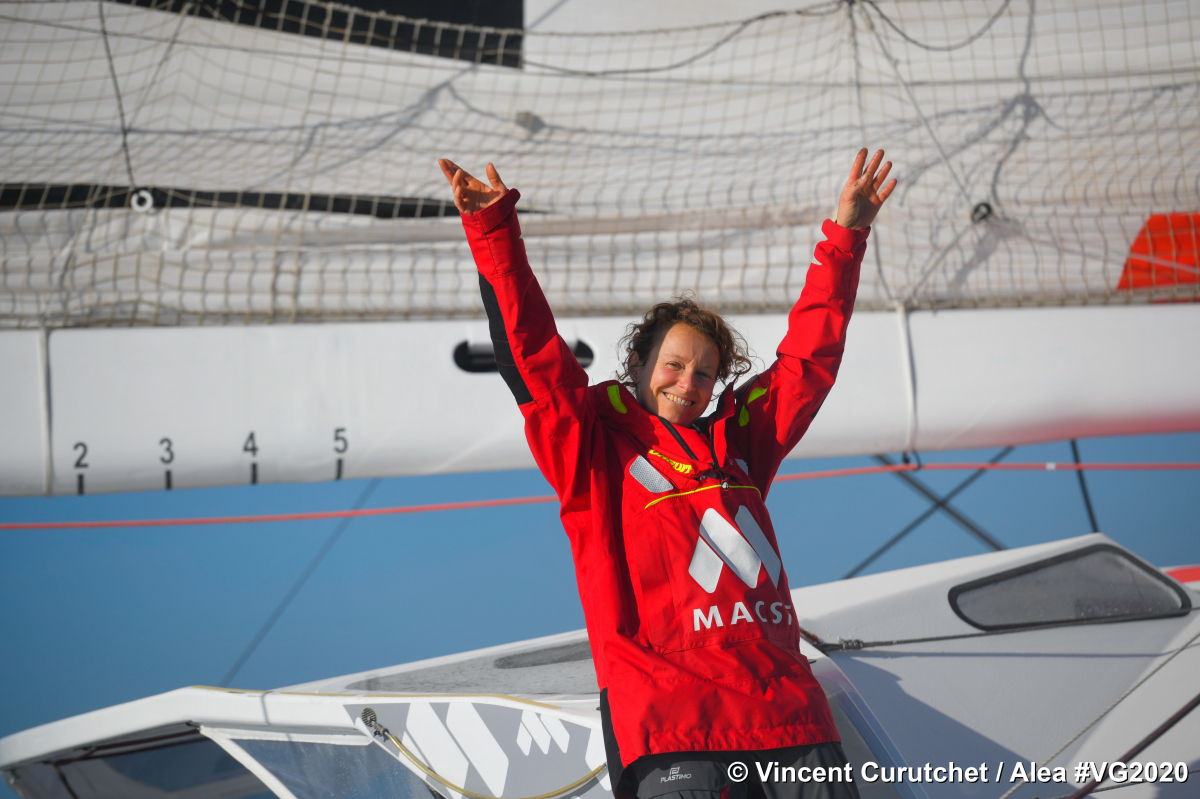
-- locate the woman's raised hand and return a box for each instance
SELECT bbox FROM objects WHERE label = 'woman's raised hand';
[438,159,508,215]
[835,148,897,231]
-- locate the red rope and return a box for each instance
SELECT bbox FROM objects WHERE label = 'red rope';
[2,462,1196,531]
[0,495,557,530]
[772,461,1200,482]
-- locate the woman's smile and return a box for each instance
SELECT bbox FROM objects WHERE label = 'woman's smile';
[637,322,719,426]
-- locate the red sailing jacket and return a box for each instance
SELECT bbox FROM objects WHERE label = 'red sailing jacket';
[461,190,868,778]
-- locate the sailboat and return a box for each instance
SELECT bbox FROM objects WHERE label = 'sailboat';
[1,535,1197,798]
[1,0,1197,795]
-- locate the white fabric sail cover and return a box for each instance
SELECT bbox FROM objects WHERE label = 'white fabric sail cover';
[0,0,1196,327]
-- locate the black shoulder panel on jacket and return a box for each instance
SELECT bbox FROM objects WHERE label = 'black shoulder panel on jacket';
[477,273,534,405]
[734,373,761,400]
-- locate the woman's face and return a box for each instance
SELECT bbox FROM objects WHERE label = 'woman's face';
[634,322,719,427]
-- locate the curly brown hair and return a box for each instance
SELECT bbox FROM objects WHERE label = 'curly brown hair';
[616,294,754,389]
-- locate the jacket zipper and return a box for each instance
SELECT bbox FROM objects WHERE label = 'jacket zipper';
[660,416,733,490]
[699,424,734,489]
[657,416,698,460]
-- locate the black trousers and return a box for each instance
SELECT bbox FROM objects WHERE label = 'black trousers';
[627,742,862,799]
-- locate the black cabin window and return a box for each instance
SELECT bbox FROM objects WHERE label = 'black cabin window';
[949,544,1190,631]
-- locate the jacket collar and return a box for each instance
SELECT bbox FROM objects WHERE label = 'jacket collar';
[596,380,738,477]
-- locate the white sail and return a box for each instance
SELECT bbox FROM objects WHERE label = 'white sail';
[1,0,1196,325]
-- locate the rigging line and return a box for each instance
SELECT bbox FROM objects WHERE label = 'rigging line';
[1071,439,1100,533]
[219,478,380,688]
[3,462,1197,531]
[523,17,761,77]
[859,7,973,206]
[860,0,1014,53]
[96,0,137,189]
[1122,254,1200,274]
[848,2,894,305]
[526,0,574,30]
[52,0,142,318]
[536,0,842,37]
[1046,769,1200,799]
[849,3,867,143]
[844,447,1012,579]
[995,622,1200,799]
[902,221,974,304]
[821,606,1199,652]
[875,452,1007,551]
[770,461,1200,483]
[522,6,841,77]
[1065,690,1200,799]
[0,494,553,530]
[122,1,197,136]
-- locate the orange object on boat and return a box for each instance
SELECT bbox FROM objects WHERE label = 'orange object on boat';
[1118,212,1200,290]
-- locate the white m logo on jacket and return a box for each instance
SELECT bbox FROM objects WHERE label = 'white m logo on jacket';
[688,507,782,593]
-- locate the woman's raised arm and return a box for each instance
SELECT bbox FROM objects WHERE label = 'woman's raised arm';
[728,148,896,489]
[439,159,594,500]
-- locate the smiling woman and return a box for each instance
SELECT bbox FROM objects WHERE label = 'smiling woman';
[437,151,895,799]
[635,322,718,424]
[617,297,753,427]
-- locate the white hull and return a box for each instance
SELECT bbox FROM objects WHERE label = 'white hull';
[3,303,1198,496]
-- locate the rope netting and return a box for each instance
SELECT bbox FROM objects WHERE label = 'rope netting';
[0,0,1197,327]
